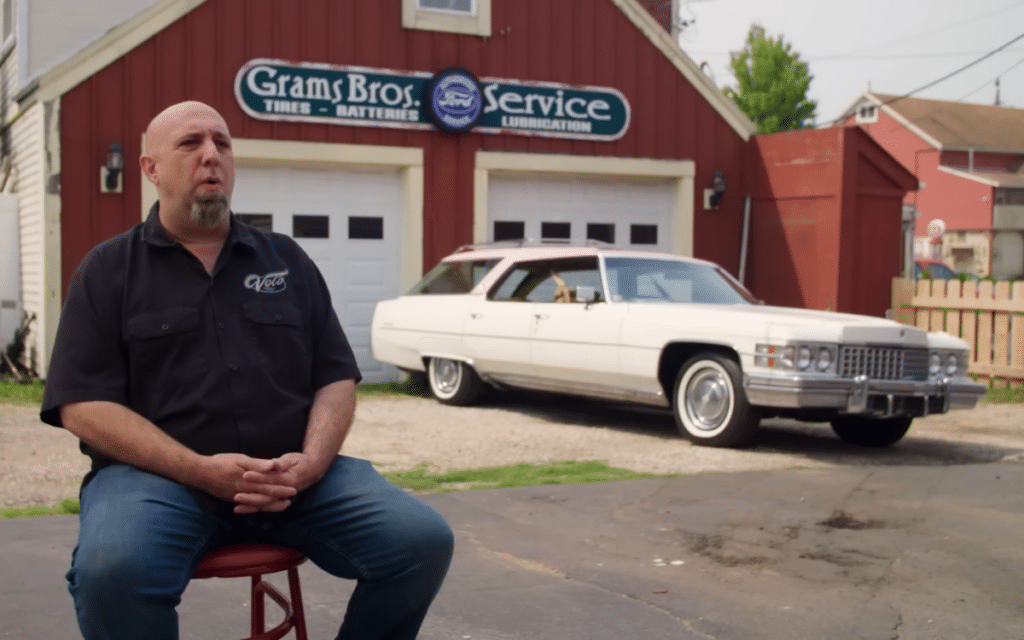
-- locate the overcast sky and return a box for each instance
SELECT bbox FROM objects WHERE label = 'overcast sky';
[674,0,1024,124]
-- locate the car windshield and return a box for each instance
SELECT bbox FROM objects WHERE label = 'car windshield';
[603,257,758,305]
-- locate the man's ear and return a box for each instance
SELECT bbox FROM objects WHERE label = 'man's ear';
[139,155,159,186]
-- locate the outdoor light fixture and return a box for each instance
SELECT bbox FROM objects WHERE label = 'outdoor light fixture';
[101,141,124,193]
[704,168,725,210]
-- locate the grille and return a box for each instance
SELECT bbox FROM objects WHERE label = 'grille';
[839,346,929,381]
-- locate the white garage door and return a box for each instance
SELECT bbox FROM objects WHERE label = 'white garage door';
[232,164,402,384]
[488,175,676,253]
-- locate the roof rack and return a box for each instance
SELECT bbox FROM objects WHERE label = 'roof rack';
[452,238,619,253]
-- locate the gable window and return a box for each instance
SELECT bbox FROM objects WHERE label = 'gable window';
[403,0,490,36]
[419,0,474,14]
[855,104,878,124]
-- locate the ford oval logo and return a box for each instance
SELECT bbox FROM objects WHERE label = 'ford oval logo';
[426,68,483,133]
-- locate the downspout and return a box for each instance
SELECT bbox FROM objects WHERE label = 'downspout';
[968,148,974,172]
[738,195,752,285]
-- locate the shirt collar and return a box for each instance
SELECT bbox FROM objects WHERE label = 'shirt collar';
[142,201,257,251]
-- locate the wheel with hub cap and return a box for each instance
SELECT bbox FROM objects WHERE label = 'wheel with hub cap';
[830,415,913,447]
[427,357,485,406]
[673,353,760,447]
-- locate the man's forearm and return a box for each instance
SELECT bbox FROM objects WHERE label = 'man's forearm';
[61,401,298,510]
[302,379,357,473]
[60,401,207,487]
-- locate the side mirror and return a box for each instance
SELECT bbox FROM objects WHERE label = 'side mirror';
[575,286,598,304]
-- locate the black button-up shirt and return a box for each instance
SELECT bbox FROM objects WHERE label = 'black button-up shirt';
[41,204,361,480]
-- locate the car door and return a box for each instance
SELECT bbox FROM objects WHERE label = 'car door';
[463,266,536,379]
[526,258,624,390]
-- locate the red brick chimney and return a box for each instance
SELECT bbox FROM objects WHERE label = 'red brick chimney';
[634,0,675,36]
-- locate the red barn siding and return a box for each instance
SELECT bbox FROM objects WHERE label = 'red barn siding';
[59,0,749,294]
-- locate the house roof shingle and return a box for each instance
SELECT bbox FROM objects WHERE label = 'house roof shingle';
[863,93,1024,152]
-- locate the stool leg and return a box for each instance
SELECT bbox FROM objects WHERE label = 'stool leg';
[287,567,308,640]
[251,574,265,636]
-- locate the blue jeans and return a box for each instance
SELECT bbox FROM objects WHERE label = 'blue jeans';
[67,457,454,640]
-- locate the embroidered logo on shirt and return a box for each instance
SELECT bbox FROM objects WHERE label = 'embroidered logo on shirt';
[244,270,289,293]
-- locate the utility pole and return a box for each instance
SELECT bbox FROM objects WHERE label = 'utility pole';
[995,78,1001,106]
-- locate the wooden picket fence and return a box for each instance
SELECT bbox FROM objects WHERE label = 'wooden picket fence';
[891,278,1024,388]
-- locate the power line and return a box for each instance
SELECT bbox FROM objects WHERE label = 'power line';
[808,47,1024,62]
[684,2,1024,62]
[881,32,1024,105]
[956,54,1024,101]
[828,0,1024,58]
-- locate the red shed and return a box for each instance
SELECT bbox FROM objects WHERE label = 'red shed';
[747,127,918,317]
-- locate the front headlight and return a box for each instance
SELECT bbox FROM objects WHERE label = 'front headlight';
[945,354,959,376]
[816,347,833,372]
[796,346,812,370]
[929,353,941,376]
[755,344,796,369]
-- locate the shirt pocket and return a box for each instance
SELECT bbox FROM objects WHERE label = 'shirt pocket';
[125,307,208,389]
[242,300,310,379]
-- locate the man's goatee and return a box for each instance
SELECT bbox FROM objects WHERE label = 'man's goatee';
[191,194,229,228]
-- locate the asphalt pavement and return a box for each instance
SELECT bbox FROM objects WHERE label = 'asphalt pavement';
[3,462,1024,640]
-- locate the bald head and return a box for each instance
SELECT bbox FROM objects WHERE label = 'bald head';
[140,101,235,234]
[144,101,227,149]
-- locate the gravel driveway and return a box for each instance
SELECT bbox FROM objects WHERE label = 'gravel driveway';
[2,392,1022,509]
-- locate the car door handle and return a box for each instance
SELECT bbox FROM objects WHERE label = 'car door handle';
[469,313,482,319]
[534,313,549,320]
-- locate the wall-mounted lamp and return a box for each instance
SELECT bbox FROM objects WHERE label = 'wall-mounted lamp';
[101,141,124,193]
[704,169,725,210]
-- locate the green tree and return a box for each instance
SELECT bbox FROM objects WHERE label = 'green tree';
[724,25,817,134]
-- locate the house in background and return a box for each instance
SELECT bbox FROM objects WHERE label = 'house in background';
[837,91,1024,279]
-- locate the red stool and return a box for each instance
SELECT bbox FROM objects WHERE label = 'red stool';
[193,543,309,640]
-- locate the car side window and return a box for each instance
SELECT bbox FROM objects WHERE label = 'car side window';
[409,259,499,294]
[489,257,602,303]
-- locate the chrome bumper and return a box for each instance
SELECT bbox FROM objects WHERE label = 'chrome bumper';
[744,372,987,416]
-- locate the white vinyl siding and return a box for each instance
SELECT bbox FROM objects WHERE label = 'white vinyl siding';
[8,102,51,376]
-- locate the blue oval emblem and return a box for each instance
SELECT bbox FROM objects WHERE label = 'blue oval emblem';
[426,68,483,134]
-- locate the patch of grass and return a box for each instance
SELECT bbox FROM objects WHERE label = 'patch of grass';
[383,460,665,493]
[357,376,432,399]
[982,387,1024,404]
[0,378,45,407]
[1,498,80,518]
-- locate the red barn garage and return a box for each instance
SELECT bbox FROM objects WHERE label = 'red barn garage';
[9,0,915,380]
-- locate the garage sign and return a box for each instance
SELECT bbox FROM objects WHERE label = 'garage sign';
[235,59,630,141]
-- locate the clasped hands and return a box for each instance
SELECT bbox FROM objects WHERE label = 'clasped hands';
[205,452,325,514]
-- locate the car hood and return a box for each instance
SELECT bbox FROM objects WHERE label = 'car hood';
[624,302,937,347]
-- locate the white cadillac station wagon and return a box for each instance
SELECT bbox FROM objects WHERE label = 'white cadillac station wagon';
[371,244,986,448]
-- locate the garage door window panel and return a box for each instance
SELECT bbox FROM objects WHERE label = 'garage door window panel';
[630,224,658,245]
[349,216,384,240]
[237,213,273,231]
[541,222,571,243]
[493,221,525,242]
[587,223,615,244]
[293,215,329,239]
